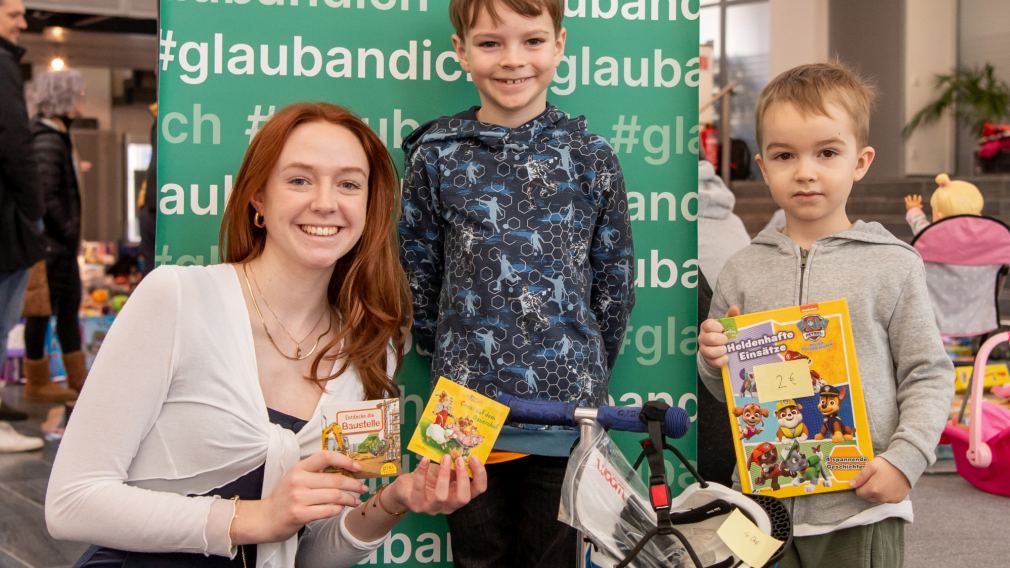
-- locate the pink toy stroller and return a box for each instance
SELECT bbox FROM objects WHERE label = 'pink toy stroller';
[916,216,1010,496]
[911,215,1010,338]
[940,331,1010,496]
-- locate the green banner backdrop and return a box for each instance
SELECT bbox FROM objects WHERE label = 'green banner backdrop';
[157,0,699,564]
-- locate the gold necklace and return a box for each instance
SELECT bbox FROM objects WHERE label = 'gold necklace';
[242,263,332,361]
[247,263,328,350]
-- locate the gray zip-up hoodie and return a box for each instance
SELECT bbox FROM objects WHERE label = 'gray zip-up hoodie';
[699,221,954,528]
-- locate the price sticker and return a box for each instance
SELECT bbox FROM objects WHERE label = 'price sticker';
[753,359,814,403]
[716,508,783,568]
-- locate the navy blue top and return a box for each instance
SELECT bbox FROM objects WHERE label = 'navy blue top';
[74,409,308,568]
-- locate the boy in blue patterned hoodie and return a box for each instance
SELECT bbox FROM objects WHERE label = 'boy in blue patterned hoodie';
[399,0,634,564]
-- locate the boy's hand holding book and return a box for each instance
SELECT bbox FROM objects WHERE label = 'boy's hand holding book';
[850,457,911,504]
[699,305,741,368]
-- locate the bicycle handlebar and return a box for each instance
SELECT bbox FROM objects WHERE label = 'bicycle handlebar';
[496,394,690,439]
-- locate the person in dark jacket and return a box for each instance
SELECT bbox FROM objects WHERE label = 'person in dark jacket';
[0,0,42,365]
[0,0,47,453]
[22,69,85,402]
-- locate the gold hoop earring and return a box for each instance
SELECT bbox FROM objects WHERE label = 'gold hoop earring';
[253,211,266,229]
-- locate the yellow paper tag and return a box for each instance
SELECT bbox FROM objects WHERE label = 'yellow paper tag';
[754,359,814,403]
[716,508,783,568]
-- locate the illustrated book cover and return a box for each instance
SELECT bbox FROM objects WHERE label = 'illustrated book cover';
[407,376,510,475]
[719,299,874,497]
[320,398,401,479]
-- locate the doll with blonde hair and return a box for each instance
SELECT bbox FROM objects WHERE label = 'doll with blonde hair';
[904,173,984,235]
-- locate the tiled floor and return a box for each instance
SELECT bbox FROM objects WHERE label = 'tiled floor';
[1,383,1006,567]
[0,387,87,567]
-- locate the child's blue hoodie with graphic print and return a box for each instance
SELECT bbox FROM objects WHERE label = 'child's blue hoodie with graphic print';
[399,105,634,452]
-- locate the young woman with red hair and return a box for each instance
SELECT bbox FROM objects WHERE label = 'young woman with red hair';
[46,102,486,567]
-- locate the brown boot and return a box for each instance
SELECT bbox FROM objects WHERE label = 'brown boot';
[63,351,87,393]
[24,357,77,403]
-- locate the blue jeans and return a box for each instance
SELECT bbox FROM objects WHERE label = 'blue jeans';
[446,455,577,567]
[0,269,30,364]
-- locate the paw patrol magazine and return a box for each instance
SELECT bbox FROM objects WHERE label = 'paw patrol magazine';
[407,376,510,475]
[719,299,874,498]
[320,398,401,479]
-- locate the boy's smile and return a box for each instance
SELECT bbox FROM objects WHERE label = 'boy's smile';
[756,101,875,247]
[452,1,565,128]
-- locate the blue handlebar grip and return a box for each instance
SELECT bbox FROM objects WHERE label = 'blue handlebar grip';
[497,394,576,427]
[596,405,691,438]
[662,406,691,439]
[595,405,647,432]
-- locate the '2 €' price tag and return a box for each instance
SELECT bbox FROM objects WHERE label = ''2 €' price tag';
[753,359,814,403]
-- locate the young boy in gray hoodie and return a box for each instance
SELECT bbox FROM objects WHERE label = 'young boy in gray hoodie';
[698,62,954,567]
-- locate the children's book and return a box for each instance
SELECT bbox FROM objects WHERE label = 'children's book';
[719,299,874,498]
[320,398,401,479]
[407,376,510,475]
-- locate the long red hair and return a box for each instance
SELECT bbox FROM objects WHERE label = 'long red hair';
[219,102,410,399]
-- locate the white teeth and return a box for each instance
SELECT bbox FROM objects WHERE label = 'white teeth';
[301,225,339,236]
[502,78,527,85]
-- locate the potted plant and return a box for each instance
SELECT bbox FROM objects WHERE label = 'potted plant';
[903,64,1010,173]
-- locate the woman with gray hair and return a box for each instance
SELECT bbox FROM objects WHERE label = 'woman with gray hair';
[33,68,85,119]
[22,68,87,410]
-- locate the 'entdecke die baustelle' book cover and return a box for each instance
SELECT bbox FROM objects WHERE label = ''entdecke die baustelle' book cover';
[719,298,874,498]
[408,376,509,475]
[320,398,401,479]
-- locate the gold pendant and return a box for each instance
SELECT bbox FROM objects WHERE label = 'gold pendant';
[296,346,302,358]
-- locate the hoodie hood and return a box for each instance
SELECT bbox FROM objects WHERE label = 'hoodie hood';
[751,220,917,256]
[698,160,736,220]
[401,104,585,160]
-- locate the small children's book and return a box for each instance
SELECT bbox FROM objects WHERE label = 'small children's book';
[407,376,510,475]
[320,398,401,479]
[719,299,874,498]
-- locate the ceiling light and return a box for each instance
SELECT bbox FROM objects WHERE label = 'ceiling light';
[44,26,67,42]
